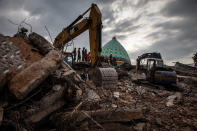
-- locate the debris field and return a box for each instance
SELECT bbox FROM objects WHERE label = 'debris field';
[0,31,197,131]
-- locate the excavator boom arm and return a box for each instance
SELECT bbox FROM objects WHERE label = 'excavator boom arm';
[54,19,90,49]
[89,4,102,67]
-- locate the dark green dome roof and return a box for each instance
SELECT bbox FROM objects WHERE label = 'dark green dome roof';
[101,37,131,64]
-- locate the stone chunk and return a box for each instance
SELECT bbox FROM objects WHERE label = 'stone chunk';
[28,32,53,55]
[9,50,62,99]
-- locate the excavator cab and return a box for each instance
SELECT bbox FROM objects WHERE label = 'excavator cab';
[147,59,155,71]
[147,58,163,71]
[146,58,161,82]
[146,58,176,84]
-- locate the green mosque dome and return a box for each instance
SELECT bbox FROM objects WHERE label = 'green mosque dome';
[101,37,131,65]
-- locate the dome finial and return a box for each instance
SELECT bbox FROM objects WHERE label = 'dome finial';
[112,36,116,40]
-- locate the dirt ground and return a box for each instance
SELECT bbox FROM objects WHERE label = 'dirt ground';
[120,81,197,130]
[78,70,197,131]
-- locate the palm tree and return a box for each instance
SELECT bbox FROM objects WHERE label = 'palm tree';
[192,52,197,67]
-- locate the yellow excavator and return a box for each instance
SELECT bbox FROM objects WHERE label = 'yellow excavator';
[54,3,102,67]
[53,3,118,87]
[136,52,177,84]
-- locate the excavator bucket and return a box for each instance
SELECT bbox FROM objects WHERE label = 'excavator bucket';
[91,68,118,88]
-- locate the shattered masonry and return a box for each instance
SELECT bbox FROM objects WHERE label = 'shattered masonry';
[0,31,197,131]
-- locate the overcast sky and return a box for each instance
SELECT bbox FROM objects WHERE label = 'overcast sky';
[0,0,196,65]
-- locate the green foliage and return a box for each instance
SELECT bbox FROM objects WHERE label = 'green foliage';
[192,52,197,67]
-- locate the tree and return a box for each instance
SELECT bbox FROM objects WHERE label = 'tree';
[192,52,197,67]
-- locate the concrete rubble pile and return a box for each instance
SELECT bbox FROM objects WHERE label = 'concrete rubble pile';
[174,62,197,77]
[0,32,90,130]
[0,31,197,131]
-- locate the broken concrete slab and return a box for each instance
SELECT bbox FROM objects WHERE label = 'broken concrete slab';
[90,109,143,122]
[26,99,65,123]
[22,84,67,123]
[37,85,66,109]
[87,89,100,102]
[0,35,25,90]
[28,32,53,55]
[177,75,197,86]
[50,109,144,130]
[166,92,182,107]
[9,50,63,99]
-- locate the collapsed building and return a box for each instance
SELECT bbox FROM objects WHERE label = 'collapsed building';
[0,3,197,131]
[0,30,197,131]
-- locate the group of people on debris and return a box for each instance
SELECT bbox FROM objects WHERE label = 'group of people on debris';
[72,47,91,62]
[72,47,117,66]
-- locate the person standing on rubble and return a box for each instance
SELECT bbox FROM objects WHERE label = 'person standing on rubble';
[72,48,76,62]
[77,48,81,62]
[84,48,87,62]
[110,53,113,65]
[86,52,91,62]
[14,27,28,39]
[82,47,85,61]
[112,57,117,66]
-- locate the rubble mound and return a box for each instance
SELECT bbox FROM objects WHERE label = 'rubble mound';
[0,35,25,89]
[8,37,43,63]
[0,31,197,131]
